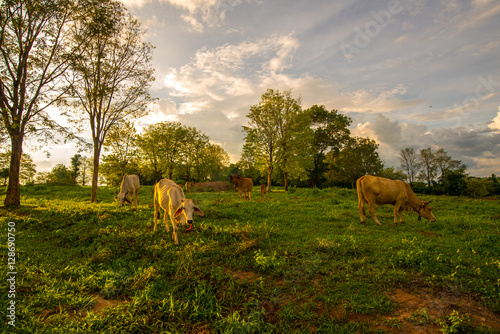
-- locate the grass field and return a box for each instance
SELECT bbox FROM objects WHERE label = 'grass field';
[1,184,499,333]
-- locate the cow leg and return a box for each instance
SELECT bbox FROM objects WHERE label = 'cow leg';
[358,199,367,224]
[248,191,251,201]
[169,211,179,245]
[163,209,170,232]
[153,199,159,232]
[368,201,382,225]
[394,203,405,224]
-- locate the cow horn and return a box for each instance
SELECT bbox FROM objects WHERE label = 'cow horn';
[426,200,433,204]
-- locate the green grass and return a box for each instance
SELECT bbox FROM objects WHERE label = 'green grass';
[0,185,499,333]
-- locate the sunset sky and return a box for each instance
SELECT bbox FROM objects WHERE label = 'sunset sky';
[32,0,500,177]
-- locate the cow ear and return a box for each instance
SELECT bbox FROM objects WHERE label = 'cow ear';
[124,197,131,204]
[194,206,204,217]
[426,200,433,204]
[174,206,184,217]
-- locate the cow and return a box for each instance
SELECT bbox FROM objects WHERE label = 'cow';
[260,184,267,201]
[116,174,140,209]
[185,181,194,193]
[356,175,436,225]
[229,174,253,201]
[153,179,203,245]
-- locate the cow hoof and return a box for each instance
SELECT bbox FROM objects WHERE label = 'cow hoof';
[376,222,382,226]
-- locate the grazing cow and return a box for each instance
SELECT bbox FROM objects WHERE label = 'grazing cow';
[116,174,140,209]
[356,175,436,225]
[229,174,253,201]
[153,179,203,245]
[260,184,267,201]
[185,181,194,193]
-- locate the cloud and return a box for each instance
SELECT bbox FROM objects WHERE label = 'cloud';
[351,113,500,177]
[487,108,500,132]
[159,0,251,32]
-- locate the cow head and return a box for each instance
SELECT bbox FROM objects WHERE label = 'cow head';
[116,191,131,207]
[418,200,436,222]
[174,199,204,226]
[229,174,241,185]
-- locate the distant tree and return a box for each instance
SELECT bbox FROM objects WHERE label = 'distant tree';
[466,177,489,199]
[379,167,407,180]
[64,0,155,202]
[70,154,82,185]
[47,164,73,185]
[78,156,93,186]
[305,105,351,187]
[418,147,438,186]
[0,0,81,205]
[103,121,138,169]
[326,137,383,188]
[440,168,467,197]
[399,148,420,186]
[197,143,229,181]
[434,148,464,179]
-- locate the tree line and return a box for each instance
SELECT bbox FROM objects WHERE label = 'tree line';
[235,89,500,198]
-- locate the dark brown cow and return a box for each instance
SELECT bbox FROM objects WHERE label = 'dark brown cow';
[229,174,253,201]
[357,175,436,225]
[260,184,266,201]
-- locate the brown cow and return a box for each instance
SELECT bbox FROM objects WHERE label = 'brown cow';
[185,181,194,193]
[357,175,436,225]
[260,184,266,201]
[229,174,253,201]
[153,179,203,245]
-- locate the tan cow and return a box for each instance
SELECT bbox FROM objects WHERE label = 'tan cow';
[153,179,203,245]
[260,184,267,201]
[229,174,253,201]
[116,174,140,209]
[357,175,436,225]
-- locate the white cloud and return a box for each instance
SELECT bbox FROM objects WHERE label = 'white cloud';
[488,108,500,132]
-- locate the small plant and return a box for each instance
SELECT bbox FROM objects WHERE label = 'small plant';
[410,308,432,324]
[254,249,282,272]
[436,310,473,334]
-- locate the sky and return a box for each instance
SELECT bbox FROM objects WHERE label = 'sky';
[30,0,500,177]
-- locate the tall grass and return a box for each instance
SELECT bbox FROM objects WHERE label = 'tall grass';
[0,185,499,333]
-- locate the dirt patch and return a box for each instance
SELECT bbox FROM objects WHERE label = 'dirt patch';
[377,286,500,333]
[39,294,127,322]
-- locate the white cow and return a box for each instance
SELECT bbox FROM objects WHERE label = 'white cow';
[116,174,140,209]
[153,179,204,245]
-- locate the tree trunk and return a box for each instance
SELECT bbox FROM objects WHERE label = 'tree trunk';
[283,170,289,191]
[4,134,24,206]
[267,165,273,192]
[91,144,101,203]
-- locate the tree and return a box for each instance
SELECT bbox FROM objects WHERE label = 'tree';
[305,105,351,187]
[466,177,489,199]
[434,148,463,179]
[64,0,155,202]
[326,137,383,188]
[243,89,310,191]
[0,151,36,185]
[47,164,73,185]
[440,168,467,197]
[70,154,82,185]
[399,148,420,186]
[379,166,407,180]
[0,0,79,205]
[418,147,438,187]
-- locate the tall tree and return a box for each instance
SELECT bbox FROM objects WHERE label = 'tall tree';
[0,0,79,205]
[399,147,420,186]
[305,105,351,187]
[243,89,309,191]
[418,147,438,186]
[64,0,155,202]
[434,148,463,178]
